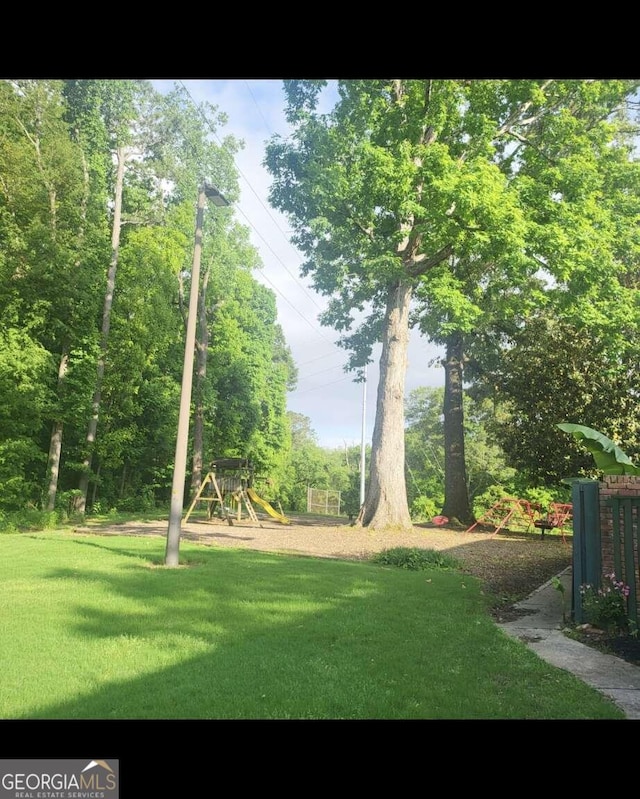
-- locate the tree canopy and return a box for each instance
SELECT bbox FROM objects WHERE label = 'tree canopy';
[265,79,640,527]
[0,79,296,515]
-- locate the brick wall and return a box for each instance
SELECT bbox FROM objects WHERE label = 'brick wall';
[599,475,640,615]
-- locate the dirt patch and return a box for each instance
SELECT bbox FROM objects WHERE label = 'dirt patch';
[73,514,572,609]
[567,623,640,667]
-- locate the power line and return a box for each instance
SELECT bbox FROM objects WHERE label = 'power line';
[293,374,355,394]
[297,351,345,367]
[172,80,364,405]
[178,79,328,318]
[243,80,274,135]
[296,363,351,382]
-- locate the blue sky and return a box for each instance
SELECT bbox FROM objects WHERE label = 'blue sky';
[152,79,444,449]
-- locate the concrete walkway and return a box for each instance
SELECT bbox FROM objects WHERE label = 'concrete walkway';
[497,568,640,719]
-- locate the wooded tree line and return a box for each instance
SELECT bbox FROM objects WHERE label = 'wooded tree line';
[0,78,296,514]
[1,78,639,531]
[266,79,640,527]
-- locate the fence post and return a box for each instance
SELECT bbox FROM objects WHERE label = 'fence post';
[571,479,601,624]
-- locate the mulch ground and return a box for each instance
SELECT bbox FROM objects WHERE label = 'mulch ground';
[73,513,572,605]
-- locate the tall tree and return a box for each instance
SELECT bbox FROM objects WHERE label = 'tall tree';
[265,80,534,528]
[190,221,258,494]
[66,80,151,512]
[454,82,640,489]
[147,83,242,502]
[207,270,296,488]
[405,385,516,519]
[471,314,640,484]
[0,79,299,518]
[410,79,640,521]
[0,79,104,510]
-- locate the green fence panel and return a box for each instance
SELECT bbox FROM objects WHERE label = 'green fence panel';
[571,479,601,623]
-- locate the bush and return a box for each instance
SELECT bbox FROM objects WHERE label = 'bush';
[472,484,511,519]
[371,547,460,571]
[110,488,157,514]
[472,483,572,520]
[519,485,570,512]
[0,508,60,533]
[0,512,19,533]
[410,495,439,522]
[580,573,631,634]
[57,489,85,518]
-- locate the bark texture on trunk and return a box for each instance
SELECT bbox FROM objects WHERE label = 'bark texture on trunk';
[78,145,125,513]
[360,281,413,531]
[44,349,69,511]
[190,269,210,495]
[45,419,64,511]
[441,332,475,525]
[44,147,90,511]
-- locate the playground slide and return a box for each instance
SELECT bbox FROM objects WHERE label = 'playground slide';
[246,488,290,524]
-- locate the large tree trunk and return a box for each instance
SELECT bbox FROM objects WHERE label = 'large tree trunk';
[190,267,210,495]
[44,145,90,511]
[44,350,69,511]
[360,281,413,531]
[441,332,475,525]
[78,145,126,512]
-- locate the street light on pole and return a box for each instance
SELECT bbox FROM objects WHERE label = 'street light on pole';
[165,182,229,567]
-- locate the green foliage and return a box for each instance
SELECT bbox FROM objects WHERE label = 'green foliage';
[472,484,512,520]
[0,79,295,516]
[518,485,569,511]
[580,574,630,634]
[110,488,158,514]
[371,546,461,571]
[207,272,295,490]
[410,495,439,522]
[0,507,61,533]
[281,412,364,515]
[471,482,571,521]
[472,315,640,484]
[0,330,53,509]
[557,423,640,475]
[405,385,516,519]
[0,513,19,534]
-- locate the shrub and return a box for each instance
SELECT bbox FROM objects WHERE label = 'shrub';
[0,512,19,533]
[111,488,157,514]
[371,547,460,571]
[0,508,60,533]
[57,489,85,518]
[472,484,510,519]
[580,573,630,634]
[519,485,570,512]
[410,496,438,522]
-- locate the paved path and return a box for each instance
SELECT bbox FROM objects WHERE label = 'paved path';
[498,568,640,719]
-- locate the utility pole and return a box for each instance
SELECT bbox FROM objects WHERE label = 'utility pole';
[165,183,229,567]
[360,365,367,507]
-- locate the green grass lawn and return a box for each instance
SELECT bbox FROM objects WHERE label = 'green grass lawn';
[0,530,624,719]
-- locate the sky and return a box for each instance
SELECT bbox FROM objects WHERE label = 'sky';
[152,79,445,450]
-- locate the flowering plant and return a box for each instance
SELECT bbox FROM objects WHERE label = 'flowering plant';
[580,573,631,634]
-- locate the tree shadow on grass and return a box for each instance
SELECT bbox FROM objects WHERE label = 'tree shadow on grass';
[1,533,602,733]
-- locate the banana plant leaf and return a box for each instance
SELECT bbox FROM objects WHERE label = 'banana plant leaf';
[557,423,640,475]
